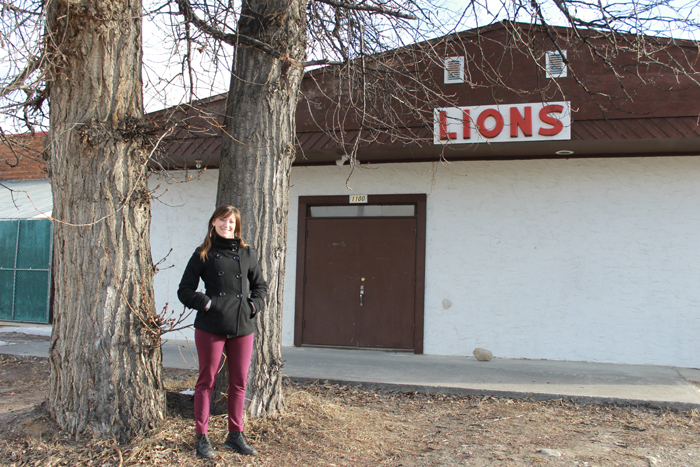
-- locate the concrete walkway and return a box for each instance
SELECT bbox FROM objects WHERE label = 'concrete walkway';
[2,325,699,410]
[160,339,700,409]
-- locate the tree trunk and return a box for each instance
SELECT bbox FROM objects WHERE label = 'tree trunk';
[212,0,307,418]
[45,0,165,442]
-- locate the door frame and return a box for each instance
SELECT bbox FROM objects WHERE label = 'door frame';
[294,194,427,354]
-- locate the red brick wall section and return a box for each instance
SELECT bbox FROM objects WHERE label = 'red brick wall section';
[0,133,48,181]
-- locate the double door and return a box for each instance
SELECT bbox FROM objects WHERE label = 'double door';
[300,216,417,350]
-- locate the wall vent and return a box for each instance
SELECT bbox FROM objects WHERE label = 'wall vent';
[444,57,465,84]
[546,51,567,78]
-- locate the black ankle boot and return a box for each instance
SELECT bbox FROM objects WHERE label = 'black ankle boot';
[224,431,258,455]
[196,433,217,459]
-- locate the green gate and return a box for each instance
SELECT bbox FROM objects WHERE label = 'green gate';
[0,219,52,323]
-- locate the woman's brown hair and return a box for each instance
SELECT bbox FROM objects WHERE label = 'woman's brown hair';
[199,205,247,260]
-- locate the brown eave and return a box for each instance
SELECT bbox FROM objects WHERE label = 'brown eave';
[153,116,700,170]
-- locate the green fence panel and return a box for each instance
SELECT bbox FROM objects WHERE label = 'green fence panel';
[16,219,52,269]
[14,270,50,322]
[0,221,19,268]
[0,270,14,320]
[0,219,52,323]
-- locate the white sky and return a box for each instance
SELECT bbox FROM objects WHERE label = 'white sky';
[139,0,473,115]
[142,6,234,114]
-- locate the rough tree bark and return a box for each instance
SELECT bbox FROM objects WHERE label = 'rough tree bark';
[46,0,165,442]
[212,0,307,417]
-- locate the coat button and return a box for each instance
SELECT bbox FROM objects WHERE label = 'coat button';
[235,273,242,279]
[236,293,243,299]
[216,254,221,258]
[233,255,240,261]
[218,271,224,276]
[219,292,226,296]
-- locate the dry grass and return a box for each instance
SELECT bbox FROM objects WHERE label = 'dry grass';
[1,355,700,466]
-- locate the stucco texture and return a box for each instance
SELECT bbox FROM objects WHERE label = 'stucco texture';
[150,170,218,343]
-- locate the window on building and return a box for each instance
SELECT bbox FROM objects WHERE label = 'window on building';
[546,50,567,78]
[309,205,416,217]
[444,57,465,84]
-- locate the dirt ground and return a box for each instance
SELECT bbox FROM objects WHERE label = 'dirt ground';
[1,352,699,467]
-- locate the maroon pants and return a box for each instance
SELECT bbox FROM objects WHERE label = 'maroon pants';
[194,329,254,434]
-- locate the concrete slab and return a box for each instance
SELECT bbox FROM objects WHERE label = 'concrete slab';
[162,337,199,370]
[157,341,700,409]
[0,341,50,358]
[676,367,700,383]
[277,346,700,409]
[2,325,699,410]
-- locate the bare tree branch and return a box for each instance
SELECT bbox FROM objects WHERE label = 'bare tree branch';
[314,0,419,20]
[174,0,289,60]
[0,1,42,15]
[302,58,345,66]
[0,56,43,99]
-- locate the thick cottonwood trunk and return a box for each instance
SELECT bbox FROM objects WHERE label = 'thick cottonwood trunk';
[212,0,307,418]
[45,0,165,442]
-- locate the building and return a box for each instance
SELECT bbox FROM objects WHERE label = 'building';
[150,22,700,367]
[3,22,700,367]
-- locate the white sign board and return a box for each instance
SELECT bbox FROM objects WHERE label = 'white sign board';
[434,101,571,145]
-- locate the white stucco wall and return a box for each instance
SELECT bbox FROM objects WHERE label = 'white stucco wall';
[150,170,219,341]
[151,157,700,368]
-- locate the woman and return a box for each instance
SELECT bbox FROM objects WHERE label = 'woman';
[178,205,268,458]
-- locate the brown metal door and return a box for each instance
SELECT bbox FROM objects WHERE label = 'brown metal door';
[357,218,416,348]
[302,217,416,349]
[302,218,361,346]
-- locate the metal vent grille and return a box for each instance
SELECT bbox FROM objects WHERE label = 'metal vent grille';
[444,57,465,84]
[546,51,567,78]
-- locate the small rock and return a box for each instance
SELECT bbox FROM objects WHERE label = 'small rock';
[473,348,493,361]
[537,449,562,457]
[442,299,452,309]
[646,456,659,466]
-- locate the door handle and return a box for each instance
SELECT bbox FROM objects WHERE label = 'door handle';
[360,284,364,306]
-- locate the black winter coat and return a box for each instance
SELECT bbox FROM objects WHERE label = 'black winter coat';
[178,234,268,336]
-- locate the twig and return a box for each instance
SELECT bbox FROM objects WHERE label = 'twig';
[315,0,418,20]
[113,444,123,467]
[487,414,525,423]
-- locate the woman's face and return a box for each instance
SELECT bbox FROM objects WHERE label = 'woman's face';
[212,214,236,239]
